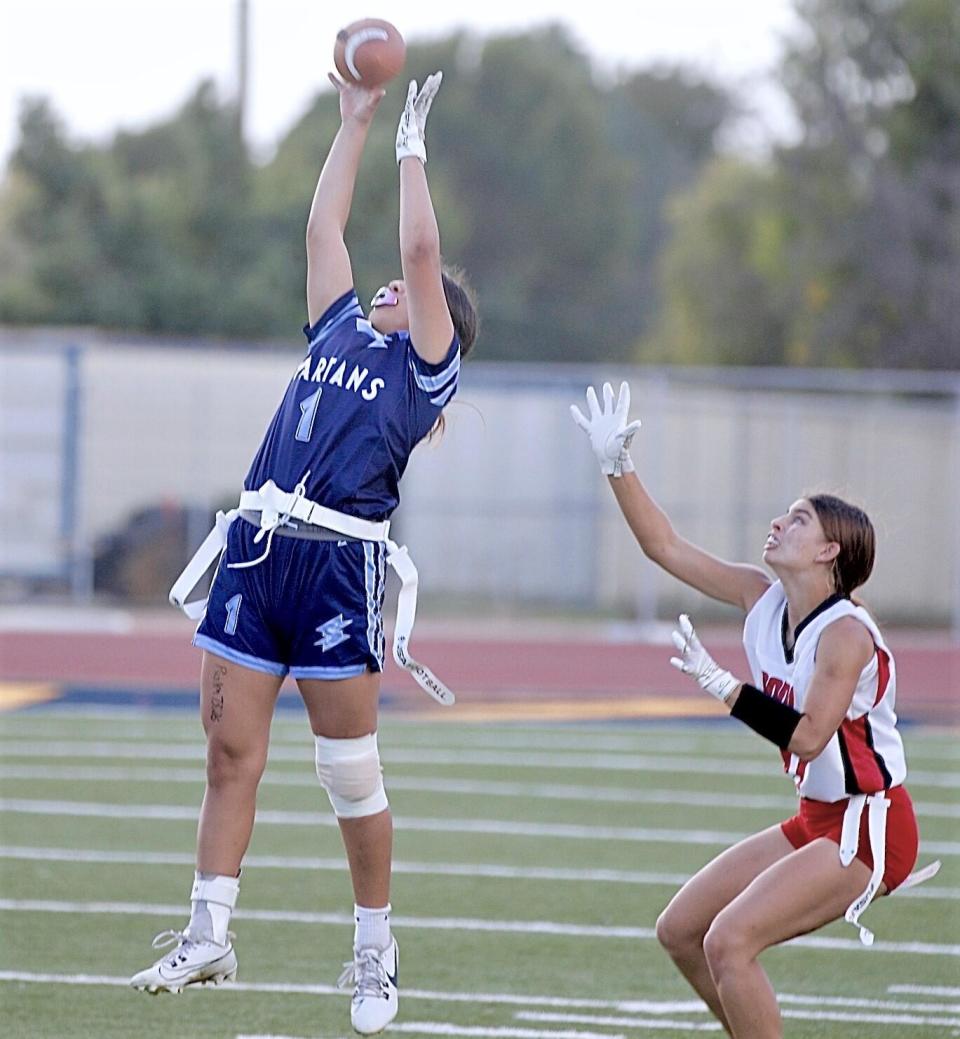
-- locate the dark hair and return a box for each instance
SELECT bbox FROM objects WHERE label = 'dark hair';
[441,265,479,358]
[423,266,478,442]
[808,494,876,597]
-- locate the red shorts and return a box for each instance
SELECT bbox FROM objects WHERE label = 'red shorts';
[780,786,919,891]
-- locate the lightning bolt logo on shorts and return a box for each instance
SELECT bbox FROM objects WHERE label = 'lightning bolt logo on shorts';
[314,614,353,651]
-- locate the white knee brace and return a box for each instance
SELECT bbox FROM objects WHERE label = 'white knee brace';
[315,733,389,819]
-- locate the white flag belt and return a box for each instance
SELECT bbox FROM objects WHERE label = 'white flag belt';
[168,481,454,707]
[838,791,942,946]
[839,793,887,946]
[238,481,390,542]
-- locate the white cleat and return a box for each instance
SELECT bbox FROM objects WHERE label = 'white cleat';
[337,938,399,1035]
[130,929,237,994]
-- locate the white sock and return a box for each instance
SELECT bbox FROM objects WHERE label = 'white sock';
[354,903,391,950]
[188,871,239,945]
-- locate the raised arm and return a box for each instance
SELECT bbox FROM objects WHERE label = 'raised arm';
[305,76,385,327]
[394,74,455,364]
[571,382,770,612]
[611,471,771,612]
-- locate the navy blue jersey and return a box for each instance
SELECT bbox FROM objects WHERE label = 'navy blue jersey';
[245,290,460,520]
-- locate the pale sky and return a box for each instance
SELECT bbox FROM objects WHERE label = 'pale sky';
[1,0,800,169]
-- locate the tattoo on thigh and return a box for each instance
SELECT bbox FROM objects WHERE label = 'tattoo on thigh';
[210,666,226,723]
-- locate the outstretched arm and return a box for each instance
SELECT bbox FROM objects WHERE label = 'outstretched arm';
[396,74,454,364]
[610,471,770,612]
[305,76,384,327]
[571,382,770,612]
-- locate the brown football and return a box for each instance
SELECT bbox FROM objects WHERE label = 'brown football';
[334,18,406,87]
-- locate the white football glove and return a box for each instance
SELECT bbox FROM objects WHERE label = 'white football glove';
[396,72,442,164]
[570,381,642,477]
[669,614,740,704]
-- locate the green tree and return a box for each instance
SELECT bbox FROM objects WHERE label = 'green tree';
[650,0,960,369]
[0,99,105,323]
[1,84,254,334]
[648,160,790,366]
[0,27,732,361]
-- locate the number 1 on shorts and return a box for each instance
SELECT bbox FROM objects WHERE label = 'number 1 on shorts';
[224,594,242,635]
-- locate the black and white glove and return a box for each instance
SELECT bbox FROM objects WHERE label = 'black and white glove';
[570,381,642,477]
[396,72,442,164]
[669,614,740,704]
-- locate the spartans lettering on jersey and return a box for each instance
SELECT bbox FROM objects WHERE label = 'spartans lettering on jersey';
[762,671,795,707]
[294,355,385,400]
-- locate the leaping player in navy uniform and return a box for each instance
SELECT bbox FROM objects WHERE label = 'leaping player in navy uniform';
[571,382,937,1039]
[131,71,478,1036]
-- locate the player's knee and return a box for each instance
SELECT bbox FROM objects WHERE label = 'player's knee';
[205,736,267,789]
[655,906,679,953]
[702,913,745,975]
[656,903,700,958]
[315,733,388,818]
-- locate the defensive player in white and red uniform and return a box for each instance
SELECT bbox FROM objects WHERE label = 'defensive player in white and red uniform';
[571,382,936,1039]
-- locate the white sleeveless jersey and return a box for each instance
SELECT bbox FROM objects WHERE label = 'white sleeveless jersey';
[742,581,907,802]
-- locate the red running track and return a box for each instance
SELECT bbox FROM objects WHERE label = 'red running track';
[1,622,956,723]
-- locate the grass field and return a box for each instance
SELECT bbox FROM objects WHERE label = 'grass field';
[1,707,958,1039]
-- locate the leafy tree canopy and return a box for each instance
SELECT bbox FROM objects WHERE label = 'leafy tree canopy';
[649,0,960,369]
[0,27,729,361]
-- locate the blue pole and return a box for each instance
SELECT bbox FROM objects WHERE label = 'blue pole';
[61,344,89,598]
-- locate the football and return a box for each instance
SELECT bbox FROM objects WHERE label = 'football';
[334,18,406,87]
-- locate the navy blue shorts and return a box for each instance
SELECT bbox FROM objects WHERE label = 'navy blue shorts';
[193,517,386,679]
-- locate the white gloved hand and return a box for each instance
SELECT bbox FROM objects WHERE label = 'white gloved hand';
[669,614,740,704]
[570,381,642,477]
[396,72,442,164]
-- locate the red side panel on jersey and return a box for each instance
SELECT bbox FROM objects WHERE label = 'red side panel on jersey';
[836,647,894,793]
[778,749,807,784]
[838,718,883,791]
[874,647,891,706]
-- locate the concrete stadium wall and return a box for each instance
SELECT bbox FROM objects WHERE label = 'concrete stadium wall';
[3,335,958,625]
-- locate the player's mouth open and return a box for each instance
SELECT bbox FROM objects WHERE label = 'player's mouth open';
[371,286,399,308]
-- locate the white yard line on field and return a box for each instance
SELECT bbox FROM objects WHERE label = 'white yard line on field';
[0,899,957,956]
[889,985,960,998]
[0,844,690,888]
[519,1007,960,1030]
[0,969,956,1017]
[1,721,741,756]
[0,796,748,845]
[1,741,956,789]
[778,994,960,1014]
[2,844,956,900]
[4,762,958,819]
[246,1030,628,1039]
[4,710,956,757]
[780,1008,960,1027]
[391,1028,633,1039]
[0,762,796,809]
[0,970,954,1032]
[4,797,959,856]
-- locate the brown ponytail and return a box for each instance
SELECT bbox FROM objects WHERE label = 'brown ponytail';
[424,265,479,441]
[441,266,479,359]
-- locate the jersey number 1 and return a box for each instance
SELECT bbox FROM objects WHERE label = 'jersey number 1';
[296,388,322,443]
[224,594,242,636]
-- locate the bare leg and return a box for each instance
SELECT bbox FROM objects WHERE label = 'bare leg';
[655,825,795,1034]
[703,837,880,1039]
[298,670,390,906]
[196,651,283,875]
